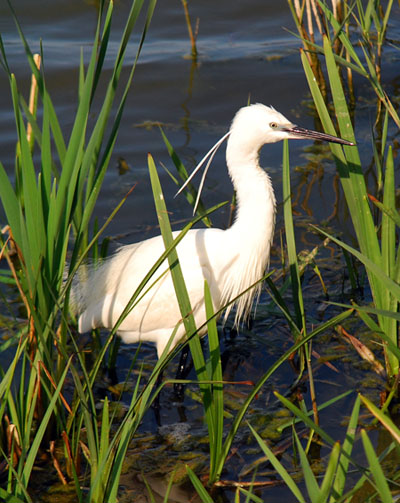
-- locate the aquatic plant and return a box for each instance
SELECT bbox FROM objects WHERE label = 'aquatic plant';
[0,0,159,500]
[293,0,400,383]
[0,0,399,502]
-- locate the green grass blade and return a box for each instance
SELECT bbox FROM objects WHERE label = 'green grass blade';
[0,489,26,503]
[265,277,304,339]
[248,423,306,503]
[277,390,353,433]
[274,391,336,447]
[300,50,358,231]
[147,153,212,410]
[314,227,400,303]
[204,280,223,482]
[282,139,305,334]
[11,76,41,247]
[369,195,400,229]
[91,0,113,100]
[186,466,214,503]
[160,126,212,227]
[322,35,382,276]
[69,364,99,480]
[330,395,360,501]
[360,429,393,502]
[0,162,23,246]
[380,146,398,373]
[316,0,364,69]
[381,0,394,40]
[359,394,400,444]
[319,442,340,503]
[328,301,400,322]
[293,430,321,503]
[40,96,52,220]
[99,397,110,471]
[238,487,263,503]
[90,394,110,501]
[147,151,195,333]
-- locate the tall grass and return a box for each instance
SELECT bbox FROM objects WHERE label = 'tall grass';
[0,0,399,501]
[248,392,400,502]
[288,0,400,381]
[229,3,400,502]
[0,0,159,500]
[189,0,400,499]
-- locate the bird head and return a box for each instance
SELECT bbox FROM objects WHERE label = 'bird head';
[177,103,355,209]
[229,103,354,150]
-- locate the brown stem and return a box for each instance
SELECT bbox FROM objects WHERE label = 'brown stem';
[181,0,198,58]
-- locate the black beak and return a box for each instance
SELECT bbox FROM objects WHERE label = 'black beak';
[284,125,355,146]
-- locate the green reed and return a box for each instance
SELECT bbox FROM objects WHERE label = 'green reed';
[295,1,400,380]
[288,0,399,380]
[220,5,400,501]
[0,0,158,499]
[1,1,399,501]
[247,392,400,502]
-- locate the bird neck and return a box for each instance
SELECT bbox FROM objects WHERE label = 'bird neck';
[226,140,276,245]
[219,139,276,325]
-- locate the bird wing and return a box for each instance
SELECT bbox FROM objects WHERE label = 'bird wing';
[77,228,227,336]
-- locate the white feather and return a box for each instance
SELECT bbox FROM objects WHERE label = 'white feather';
[73,103,350,357]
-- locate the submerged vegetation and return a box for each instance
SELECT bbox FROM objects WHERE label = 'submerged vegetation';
[0,0,399,502]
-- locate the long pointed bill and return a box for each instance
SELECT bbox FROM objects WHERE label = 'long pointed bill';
[284,125,355,146]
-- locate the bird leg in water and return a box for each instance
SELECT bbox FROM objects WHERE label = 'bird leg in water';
[173,345,194,400]
[152,344,194,422]
[152,370,163,426]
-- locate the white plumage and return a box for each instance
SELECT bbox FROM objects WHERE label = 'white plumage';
[73,104,352,357]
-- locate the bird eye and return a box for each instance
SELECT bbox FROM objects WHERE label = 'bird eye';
[269,122,278,129]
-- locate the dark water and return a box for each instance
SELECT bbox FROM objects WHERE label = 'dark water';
[3,0,399,242]
[1,1,400,501]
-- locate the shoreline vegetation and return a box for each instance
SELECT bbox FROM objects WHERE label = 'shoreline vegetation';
[0,1,399,501]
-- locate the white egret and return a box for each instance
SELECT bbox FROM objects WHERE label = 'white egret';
[73,104,353,358]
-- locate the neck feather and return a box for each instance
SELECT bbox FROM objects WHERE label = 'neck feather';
[221,139,276,324]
